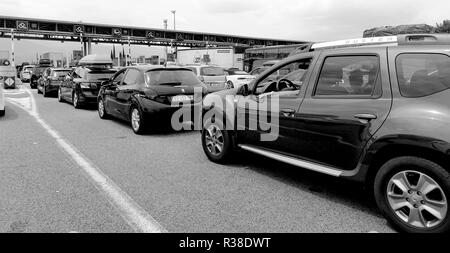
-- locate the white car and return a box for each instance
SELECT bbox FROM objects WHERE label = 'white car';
[224,69,256,89]
[184,65,227,93]
[0,82,5,116]
[20,65,35,82]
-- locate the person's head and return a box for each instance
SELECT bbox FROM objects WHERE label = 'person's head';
[437,60,450,84]
[349,69,364,89]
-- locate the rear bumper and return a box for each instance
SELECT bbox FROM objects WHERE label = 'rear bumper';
[140,98,203,125]
[78,90,99,104]
[45,82,63,93]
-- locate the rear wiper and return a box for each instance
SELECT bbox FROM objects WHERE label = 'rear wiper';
[158,82,182,86]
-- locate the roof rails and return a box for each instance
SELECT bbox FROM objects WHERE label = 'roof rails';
[311,34,450,51]
[311,36,398,50]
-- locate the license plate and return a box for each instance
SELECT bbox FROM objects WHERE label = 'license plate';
[207,82,223,87]
[172,95,193,102]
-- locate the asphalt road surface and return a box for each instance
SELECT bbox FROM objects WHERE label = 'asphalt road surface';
[0,81,396,233]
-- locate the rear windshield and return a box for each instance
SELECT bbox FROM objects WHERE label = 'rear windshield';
[145,70,202,86]
[33,67,47,74]
[396,53,450,98]
[228,70,249,75]
[200,67,225,76]
[53,70,71,78]
[85,71,116,81]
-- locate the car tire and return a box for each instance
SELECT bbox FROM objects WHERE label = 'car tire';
[201,116,233,164]
[42,86,48,97]
[58,88,64,103]
[98,98,109,119]
[73,92,81,109]
[226,81,234,89]
[374,156,450,233]
[0,109,5,117]
[130,105,147,135]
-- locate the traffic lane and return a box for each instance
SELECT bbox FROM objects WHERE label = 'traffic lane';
[0,98,133,233]
[33,89,395,233]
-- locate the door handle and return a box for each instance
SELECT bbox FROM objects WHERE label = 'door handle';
[354,113,377,120]
[281,108,296,117]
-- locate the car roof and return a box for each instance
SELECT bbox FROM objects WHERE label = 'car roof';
[78,54,113,66]
[124,65,193,72]
[51,68,72,71]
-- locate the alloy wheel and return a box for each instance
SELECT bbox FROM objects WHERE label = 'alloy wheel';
[386,170,448,229]
[73,93,78,107]
[98,99,105,118]
[204,124,224,156]
[131,108,141,132]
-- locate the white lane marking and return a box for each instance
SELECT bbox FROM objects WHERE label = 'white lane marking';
[13,87,167,233]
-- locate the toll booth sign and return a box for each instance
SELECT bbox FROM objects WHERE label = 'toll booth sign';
[16,21,29,31]
[74,25,84,34]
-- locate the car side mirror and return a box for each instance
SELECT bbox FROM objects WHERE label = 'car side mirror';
[237,83,249,96]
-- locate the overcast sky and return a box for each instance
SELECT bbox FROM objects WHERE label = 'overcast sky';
[1,0,450,63]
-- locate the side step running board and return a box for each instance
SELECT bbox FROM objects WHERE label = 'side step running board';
[238,145,344,177]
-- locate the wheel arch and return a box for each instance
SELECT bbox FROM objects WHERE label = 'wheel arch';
[363,135,450,188]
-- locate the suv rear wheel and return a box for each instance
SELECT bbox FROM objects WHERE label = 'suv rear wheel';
[98,98,109,119]
[130,105,146,135]
[374,156,450,233]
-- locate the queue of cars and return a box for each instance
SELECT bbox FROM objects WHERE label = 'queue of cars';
[21,34,450,233]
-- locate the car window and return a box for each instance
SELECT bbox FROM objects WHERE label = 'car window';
[200,67,225,76]
[112,70,126,85]
[74,67,85,79]
[186,67,197,75]
[253,58,312,94]
[396,53,450,98]
[145,70,202,86]
[314,56,379,96]
[122,69,141,86]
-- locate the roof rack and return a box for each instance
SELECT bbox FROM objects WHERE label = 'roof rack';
[311,34,450,51]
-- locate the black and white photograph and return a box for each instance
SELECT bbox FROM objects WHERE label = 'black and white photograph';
[0,0,450,243]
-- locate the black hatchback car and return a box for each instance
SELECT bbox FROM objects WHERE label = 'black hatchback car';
[201,34,450,233]
[37,67,72,97]
[58,66,116,108]
[98,65,207,134]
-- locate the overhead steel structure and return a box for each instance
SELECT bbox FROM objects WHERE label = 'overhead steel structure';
[0,16,308,56]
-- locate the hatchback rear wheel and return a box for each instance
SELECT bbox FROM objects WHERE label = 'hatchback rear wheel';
[130,105,146,135]
[374,156,450,233]
[57,88,63,102]
[73,92,81,109]
[98,98,109,119]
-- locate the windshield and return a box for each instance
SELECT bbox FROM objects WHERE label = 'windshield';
[200,67,225,76]
[145,70,202,86]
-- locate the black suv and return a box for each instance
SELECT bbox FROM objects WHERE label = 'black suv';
[201,34,450,233]
[58,65,116,108]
